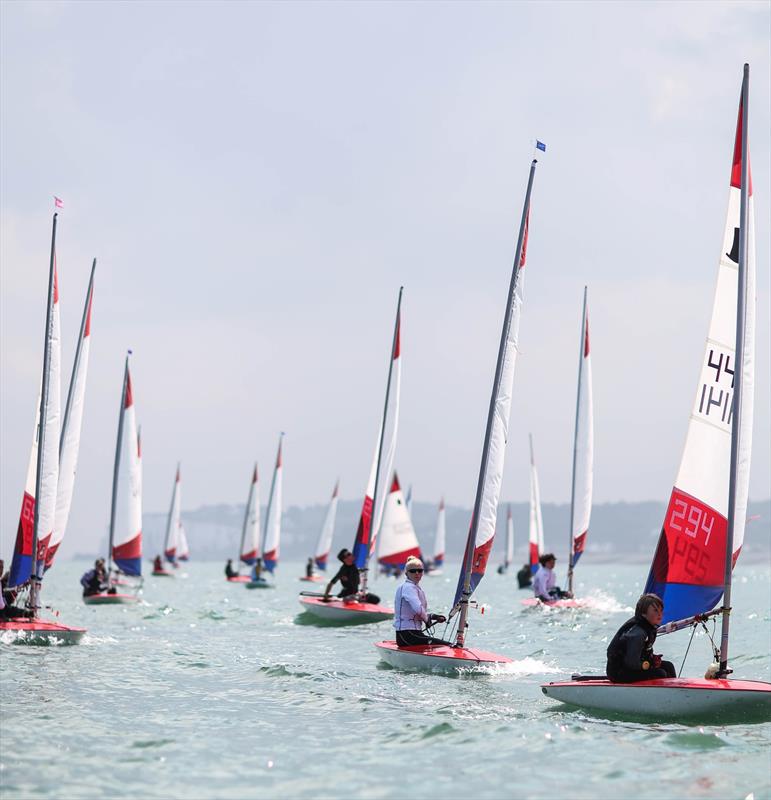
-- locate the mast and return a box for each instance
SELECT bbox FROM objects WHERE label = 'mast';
[719,64,750,677]
[567,286,588,595]
[361,287,403,594]
[107,354,130,574]
[456,160,536,646]
[29,213,59,610]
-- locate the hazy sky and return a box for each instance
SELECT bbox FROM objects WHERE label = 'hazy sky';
[1,0,769,561]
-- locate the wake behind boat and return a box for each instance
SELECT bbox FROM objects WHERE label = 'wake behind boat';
[376,156,539,672]
[542,66,771,721]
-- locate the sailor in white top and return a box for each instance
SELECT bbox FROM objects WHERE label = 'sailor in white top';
[533,553,572,602]
[393,556,453,647]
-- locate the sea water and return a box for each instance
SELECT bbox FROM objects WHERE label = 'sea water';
[1,562,769,799]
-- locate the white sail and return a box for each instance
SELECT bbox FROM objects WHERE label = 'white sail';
[262,437,283,572]
[240,465,260,564]
[569,289,594,574]
[645,89,756,622]
[528,434,544,572]
[164,465,182,563]
[47,264,95,569]
[177,525,190,561]
[111,361,142,576]
[314,480,339,569]
[433,498,446,567]
[377,472,421,568]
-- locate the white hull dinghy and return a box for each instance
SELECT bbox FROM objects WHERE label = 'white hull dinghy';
[542,67,771,720]
[377,158,539,671]
[300,596,393,623]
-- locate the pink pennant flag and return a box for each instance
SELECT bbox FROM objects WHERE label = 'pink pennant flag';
[54,196,63,208]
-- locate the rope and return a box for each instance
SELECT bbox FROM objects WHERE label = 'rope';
[678,623,699,677]
[679,618,721,676]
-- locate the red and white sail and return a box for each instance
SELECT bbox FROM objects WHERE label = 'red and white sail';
[9,260,61,586]
[177,525,190,561]
[262,437,283,572]
[239,465,260,565]
[314,480,339,570]
[569,290,593,571]
[528,434,544,574]
[377,472,421,568]
[433,498,446,568]
[646,91,756,622]
[163,465,182,564]
[111,362,142,576]
[47,264,95,570]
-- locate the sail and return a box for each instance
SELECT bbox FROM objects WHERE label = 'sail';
[352,293,402,569]
[528,436,545,574]
[433,498,446,568]
[239,465,260,565]
[9,257,61,587]
[569,290,593,568]
[262,437,283,573]
[645,89,755,624]
[163,466,182,564]
[377,472,422,568]
[47,262,95,570]
[111,363,142,576]
[505,504,514,567]
[405,485,413,518]
[452,164,536,616]
[314,480,339,570]
[177,525,190,561]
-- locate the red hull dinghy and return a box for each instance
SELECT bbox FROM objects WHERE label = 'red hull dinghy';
[542,67,771,720]
[0,618,86,646]
[300,596,393,624]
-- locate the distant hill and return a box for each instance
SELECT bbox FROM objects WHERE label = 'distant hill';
[76,498,771,565]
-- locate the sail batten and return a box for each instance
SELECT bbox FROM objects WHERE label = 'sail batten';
[645,73,755,626]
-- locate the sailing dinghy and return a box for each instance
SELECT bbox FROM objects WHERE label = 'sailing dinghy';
[426,498,446,576]
[2,214,86,642]
[542,66,771,719]
[376,157,539,670]
[84,354,142,605]
[299,291,402,624]
[246,435,283,589]
[228,464,259,582]
[300,480,339,583]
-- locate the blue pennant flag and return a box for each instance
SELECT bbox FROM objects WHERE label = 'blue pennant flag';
[536,140,547,152]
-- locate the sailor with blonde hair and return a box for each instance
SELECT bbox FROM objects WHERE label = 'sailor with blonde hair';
[393,555,452,647]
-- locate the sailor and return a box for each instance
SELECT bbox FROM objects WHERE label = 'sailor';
[225,559,238,579]
[533,553,572,601]
[393,556,453,647]
[80,559,108,597]
[251,557,263,582]
[0,559,33,619]
[517,563,533,589]
[305,557,314,578]
[153,555,164,573]
[322,548,380,604]
[606,593,676,682]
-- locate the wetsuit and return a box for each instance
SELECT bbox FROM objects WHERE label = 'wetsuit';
[328,564,380,604]
[225,562,238,578]
[606,615,676,682]
[517,565,532,589]
[80,569,106,597]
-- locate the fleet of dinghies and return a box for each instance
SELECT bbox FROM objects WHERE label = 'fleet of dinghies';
[2,67,768,722]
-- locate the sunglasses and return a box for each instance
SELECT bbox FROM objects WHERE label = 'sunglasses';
[407,568,424,574]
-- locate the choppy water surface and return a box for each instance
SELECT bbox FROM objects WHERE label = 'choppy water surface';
[1,562,769,799]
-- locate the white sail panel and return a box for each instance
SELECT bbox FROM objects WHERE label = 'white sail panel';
[314,481,339,569]
[377,473,421,567]
[505,505,514,567]
[262,439,283,572]
[571,296,593,566]
[528,438,544,573]
[433,498,446,567]
[164,467,182,563]
[177,525,190,561]
[240,465,260,564]
[112,367,142,575]
[48,270,94,569]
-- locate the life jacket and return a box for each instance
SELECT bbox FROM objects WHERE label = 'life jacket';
[606,615,657,672]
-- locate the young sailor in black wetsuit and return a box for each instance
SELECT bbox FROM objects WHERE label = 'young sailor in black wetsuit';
[322,548,380,604]
[606,593,676,682]
[517,563,532,589]
[225,559,238,579]
[305,558,314,578]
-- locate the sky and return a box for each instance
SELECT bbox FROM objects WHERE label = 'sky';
[1,0,769,561]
